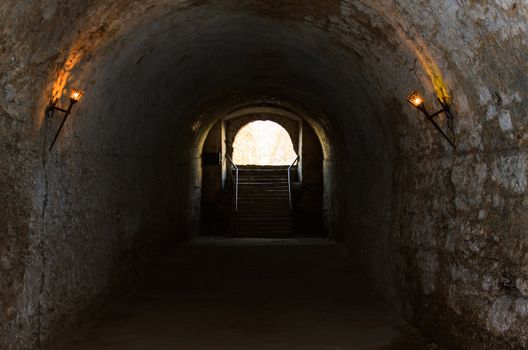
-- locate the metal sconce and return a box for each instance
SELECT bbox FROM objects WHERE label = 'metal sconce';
[406,91,456,149]
[46,89,84,151]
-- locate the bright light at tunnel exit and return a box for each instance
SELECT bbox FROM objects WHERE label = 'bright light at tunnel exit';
[232,120,298,165]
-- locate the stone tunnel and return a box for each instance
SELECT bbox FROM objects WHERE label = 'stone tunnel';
[1,1,528,349]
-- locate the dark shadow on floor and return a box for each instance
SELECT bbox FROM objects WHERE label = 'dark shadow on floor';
[48,238,446,350]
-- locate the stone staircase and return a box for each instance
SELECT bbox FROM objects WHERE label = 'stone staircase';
[233,166,294,237]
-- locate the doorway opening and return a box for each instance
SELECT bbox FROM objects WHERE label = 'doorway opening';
[201,108,324,238]
[232,120,298,165]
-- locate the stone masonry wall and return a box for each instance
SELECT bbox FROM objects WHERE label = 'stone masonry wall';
[1,1,528,350]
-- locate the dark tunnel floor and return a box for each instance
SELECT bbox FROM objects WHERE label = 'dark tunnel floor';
[49,238,444,350]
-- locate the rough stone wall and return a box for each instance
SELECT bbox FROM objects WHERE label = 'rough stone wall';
[384,3,528,349]
[0,2,196,348]
[1,1,528,350]
[306,2,528,348]
[201,122,227,236]
[294,120,324,236]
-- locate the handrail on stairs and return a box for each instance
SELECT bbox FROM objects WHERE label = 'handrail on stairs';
[224,154,239,212]
[287,155,300,210]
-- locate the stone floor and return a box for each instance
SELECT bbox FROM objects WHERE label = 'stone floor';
[49,238,443,350]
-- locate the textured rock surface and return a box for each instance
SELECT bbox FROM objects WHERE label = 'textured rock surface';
[1,1,527,349]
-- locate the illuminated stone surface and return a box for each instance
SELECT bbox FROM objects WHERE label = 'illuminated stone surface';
[1,1,527,349]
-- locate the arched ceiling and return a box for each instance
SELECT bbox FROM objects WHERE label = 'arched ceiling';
[1,1,525,159]
[2,2,528,349]
[4,0,503,159]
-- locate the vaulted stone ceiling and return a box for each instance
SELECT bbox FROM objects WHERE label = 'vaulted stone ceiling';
[1,1,527,349]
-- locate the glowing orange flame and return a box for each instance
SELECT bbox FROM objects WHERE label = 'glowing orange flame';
[70,89,84,102]
[407,92,425,108]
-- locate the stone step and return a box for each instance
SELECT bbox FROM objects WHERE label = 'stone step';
[238,192,289,196]
[235,226,292,231]
[232,232,293,238]
[237,206,289,211]
[236,211,291,216]
[237,201,290,205]
[236,217,291,222]
[235,173,289,178]
[238,191,289,194]
[231,166,294,237]
[236,210,291,215]
[238,185,289,190]
[237,168,290,172]
[235,230,293,236]
[238,199,289,203]
[235,226,292,232]
[237,179,289,183]
[236,169,289,173]
[238,181,289,185]
[237,202,290,206]
[238,195,289,200]
[238,191,289,195]
[235,217,292,223]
